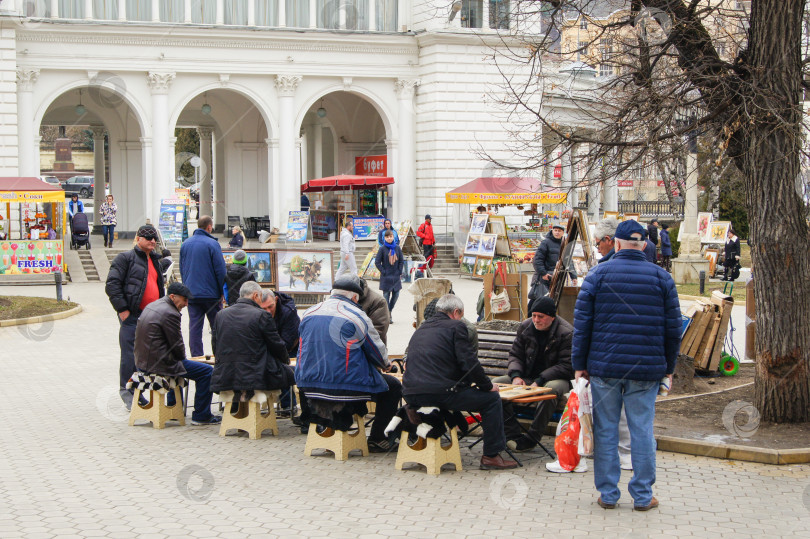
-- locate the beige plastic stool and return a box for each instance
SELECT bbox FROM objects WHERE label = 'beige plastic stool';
[304,415,368,460]
[128,387,185,429]
[219,391,280,439]
[395,427,463,476]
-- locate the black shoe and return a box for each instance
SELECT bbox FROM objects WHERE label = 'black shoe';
[368,439,395,453]
[291,415,304,427]
[104,240,107,247]
[300,424,309,435]
[507,435,538,452]
[276,409,292,419]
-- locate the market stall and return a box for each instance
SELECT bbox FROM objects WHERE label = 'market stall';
[301,175,393,241]
[0,177,66,276]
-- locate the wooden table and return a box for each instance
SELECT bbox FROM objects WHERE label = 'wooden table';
[495,383,553,401]
[188,355,215,365]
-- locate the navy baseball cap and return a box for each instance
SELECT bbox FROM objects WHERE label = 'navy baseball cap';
[614,220,647,241]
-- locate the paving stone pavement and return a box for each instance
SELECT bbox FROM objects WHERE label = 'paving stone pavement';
[1,281,809,538]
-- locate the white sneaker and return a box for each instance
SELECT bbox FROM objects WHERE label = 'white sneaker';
[620,457,633,471]
[545,459,588,473]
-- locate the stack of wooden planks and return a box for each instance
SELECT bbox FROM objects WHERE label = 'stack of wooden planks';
[680,291,735,371]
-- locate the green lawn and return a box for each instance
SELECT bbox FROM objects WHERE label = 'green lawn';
[676,283,747,303]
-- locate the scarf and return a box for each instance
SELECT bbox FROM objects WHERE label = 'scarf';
[385,241,398,265]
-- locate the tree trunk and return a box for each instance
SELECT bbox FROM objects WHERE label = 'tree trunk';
[740,0,810,422]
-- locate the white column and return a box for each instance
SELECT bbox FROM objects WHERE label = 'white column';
[275,75,302,232]
[604,174,618,212]
[562,147,577,209]
[146,72,175,223]
[140,137,153,224]
[248,0,256,25]
[309,0,316,28]
[587,162,601,222]
[300,132,308,183]
[91,126,106,232]
[368,0,376,31]
[151,0,159,21]
[482,0,490,29]
[1,0,16,14]
[84,0,93,19]
[314,122,323,179]
[16,69,38,176]
[394,79,419,222]
[278,0,286,27]
[295,137,303,209]
[216,0,224,24]
[184,0,192,23]
[51,0,59,18]
[198,127,214,218]
[683,150,699,235]
[266,138,280,229]
[117,0,126,20]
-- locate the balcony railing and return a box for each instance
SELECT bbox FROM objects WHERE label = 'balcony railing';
[7,0,400,32]
[576,199,685,219]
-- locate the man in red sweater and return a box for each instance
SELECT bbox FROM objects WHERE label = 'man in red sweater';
[417,214,435,260]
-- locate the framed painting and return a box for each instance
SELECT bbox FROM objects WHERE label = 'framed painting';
[222,249,275,286]
[623,213,640,222]
[464,233,482,255]
[470,213,489,234]
[697,212,713,242]
[478,233,498,257]
[708,221,730,243]
[473,256,493,278]
[488,215,507,237]
[603,211,620,220]
[461,255,476,274]
[276,250,334,294]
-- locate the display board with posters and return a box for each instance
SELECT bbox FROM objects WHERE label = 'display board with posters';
[0,240,63,275]
[221,249,276,287]
[352,216,385,241]
[276,250,334,294]
[286,210,310,242]
[359,244,381,280]
[158,199,188,245]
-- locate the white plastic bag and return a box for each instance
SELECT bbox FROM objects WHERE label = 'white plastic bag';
[573,378,594,458]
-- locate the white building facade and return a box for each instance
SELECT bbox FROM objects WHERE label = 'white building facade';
[0,0,606,235]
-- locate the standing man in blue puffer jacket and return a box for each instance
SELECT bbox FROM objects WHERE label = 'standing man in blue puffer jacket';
[572,219,681,512]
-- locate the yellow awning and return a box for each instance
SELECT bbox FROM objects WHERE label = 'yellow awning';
[445,192,568,205]
[0,190,65,204]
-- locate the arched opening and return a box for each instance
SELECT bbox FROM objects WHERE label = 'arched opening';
[39,85,144,234]
[174,88,272,233]
[299,91,390,222]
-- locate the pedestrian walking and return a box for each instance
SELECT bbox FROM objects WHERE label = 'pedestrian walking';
[67,193,84,232]
[180,215,226,357]
[104,224,164,409]
[572,219,681,511]
[99,194,118,248]
[416,214,436,259]
[374,229,404,323]
[334,218,357,279]
[660,224,672,272]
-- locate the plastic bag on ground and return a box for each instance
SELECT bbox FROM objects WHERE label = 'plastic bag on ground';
[552,389,581,471]
[573,378,594,457]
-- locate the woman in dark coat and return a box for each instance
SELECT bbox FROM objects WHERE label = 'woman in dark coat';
[374,229,404,322]
[659,224,673,272]
[723,227,741,281]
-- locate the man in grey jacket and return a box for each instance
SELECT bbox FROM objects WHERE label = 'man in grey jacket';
[334,219,357,279]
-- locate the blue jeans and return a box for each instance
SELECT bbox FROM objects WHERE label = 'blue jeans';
[166,360,215,422]
[118,314,139,396]
[382,289,399,314]
[101,224,115,246]
[187,299,222,357]
[590,376,659,506]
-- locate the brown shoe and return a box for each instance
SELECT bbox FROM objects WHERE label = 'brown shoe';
[634,497,659,511]
[479,454,519,470]
[597,497,617,509]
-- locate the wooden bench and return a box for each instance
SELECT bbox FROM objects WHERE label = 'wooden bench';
[477,329,515,378]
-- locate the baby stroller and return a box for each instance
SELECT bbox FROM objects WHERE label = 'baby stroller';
[70,212,91,250]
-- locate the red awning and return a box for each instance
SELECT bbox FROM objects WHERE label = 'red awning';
[0,176,64,192]
[301,175,394,193]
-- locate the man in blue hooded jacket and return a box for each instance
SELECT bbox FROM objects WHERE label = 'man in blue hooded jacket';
[180,215,227,357]
[572,219,681,512]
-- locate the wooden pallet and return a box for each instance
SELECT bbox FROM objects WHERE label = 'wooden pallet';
[680,291,734,370]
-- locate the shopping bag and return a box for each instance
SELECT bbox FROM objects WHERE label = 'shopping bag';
[489,262,511,314]
[573,378,594,457]
[553,389,582,471]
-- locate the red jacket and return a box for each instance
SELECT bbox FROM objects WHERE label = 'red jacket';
[417,221,435,245]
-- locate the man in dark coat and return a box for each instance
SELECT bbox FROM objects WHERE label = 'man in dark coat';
[647,218,659,246]
[643,237,657,264]
[212,282,294,394]
[660,224,673,272]
[358,278,390,345]
[134,282,220,425]
[498,296,574,451]
[180,215,227,357]
[530,223,577,298]
[375,229,404,322]
[259,289,300,356]
[224,249,256,306]
[573,219,681,511]
[723,227,741,281]
[105,224,165,409]
[403,294,518,470]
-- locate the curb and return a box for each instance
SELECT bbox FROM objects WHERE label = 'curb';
[0,305,83,327]
[655,435,810,465]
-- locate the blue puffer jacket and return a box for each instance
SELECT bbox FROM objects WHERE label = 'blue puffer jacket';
[179,229,227,299]
[295,295,389,394]
[572,249,682,381]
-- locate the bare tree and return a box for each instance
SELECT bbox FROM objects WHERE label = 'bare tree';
[490,0,809,422]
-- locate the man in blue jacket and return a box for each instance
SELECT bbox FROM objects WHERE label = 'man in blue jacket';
[295,275,401,452]
[572,219,681,512]
[180,216,227,357]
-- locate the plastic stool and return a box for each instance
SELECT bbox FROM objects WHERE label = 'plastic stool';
[304,415,368,460]
[395,426,463,476]
[219,391,280,440]
[128,387,185,429]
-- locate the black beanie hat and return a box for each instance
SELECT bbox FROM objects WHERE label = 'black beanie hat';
[529,296,557,317]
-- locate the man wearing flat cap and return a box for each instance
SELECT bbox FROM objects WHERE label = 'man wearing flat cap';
[134,282,220,425]
[499,296,574,452]
[573,219,681,511]
[105,224,165,409]
[294,275,401,451]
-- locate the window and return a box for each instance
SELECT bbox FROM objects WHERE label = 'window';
[192,0,217,24]
[58,0,84,18]
[580,18,587,30]
[376,0,397,31]
[126,0,151,21]
[461,0,483,29]
[599,38,613,77]
[256,0,279,26]
[489,0,509,30]
[317,0,369,30]
[286,0,309,27]
[224,0,249,25]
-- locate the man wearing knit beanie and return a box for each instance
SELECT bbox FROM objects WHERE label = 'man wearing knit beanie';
[224,249,256,306]
[498,295,574,453]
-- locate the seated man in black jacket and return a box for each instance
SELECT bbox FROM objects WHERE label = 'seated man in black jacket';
[211,281,295,399]
[403,294,517,470]
[499,296,574,451]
